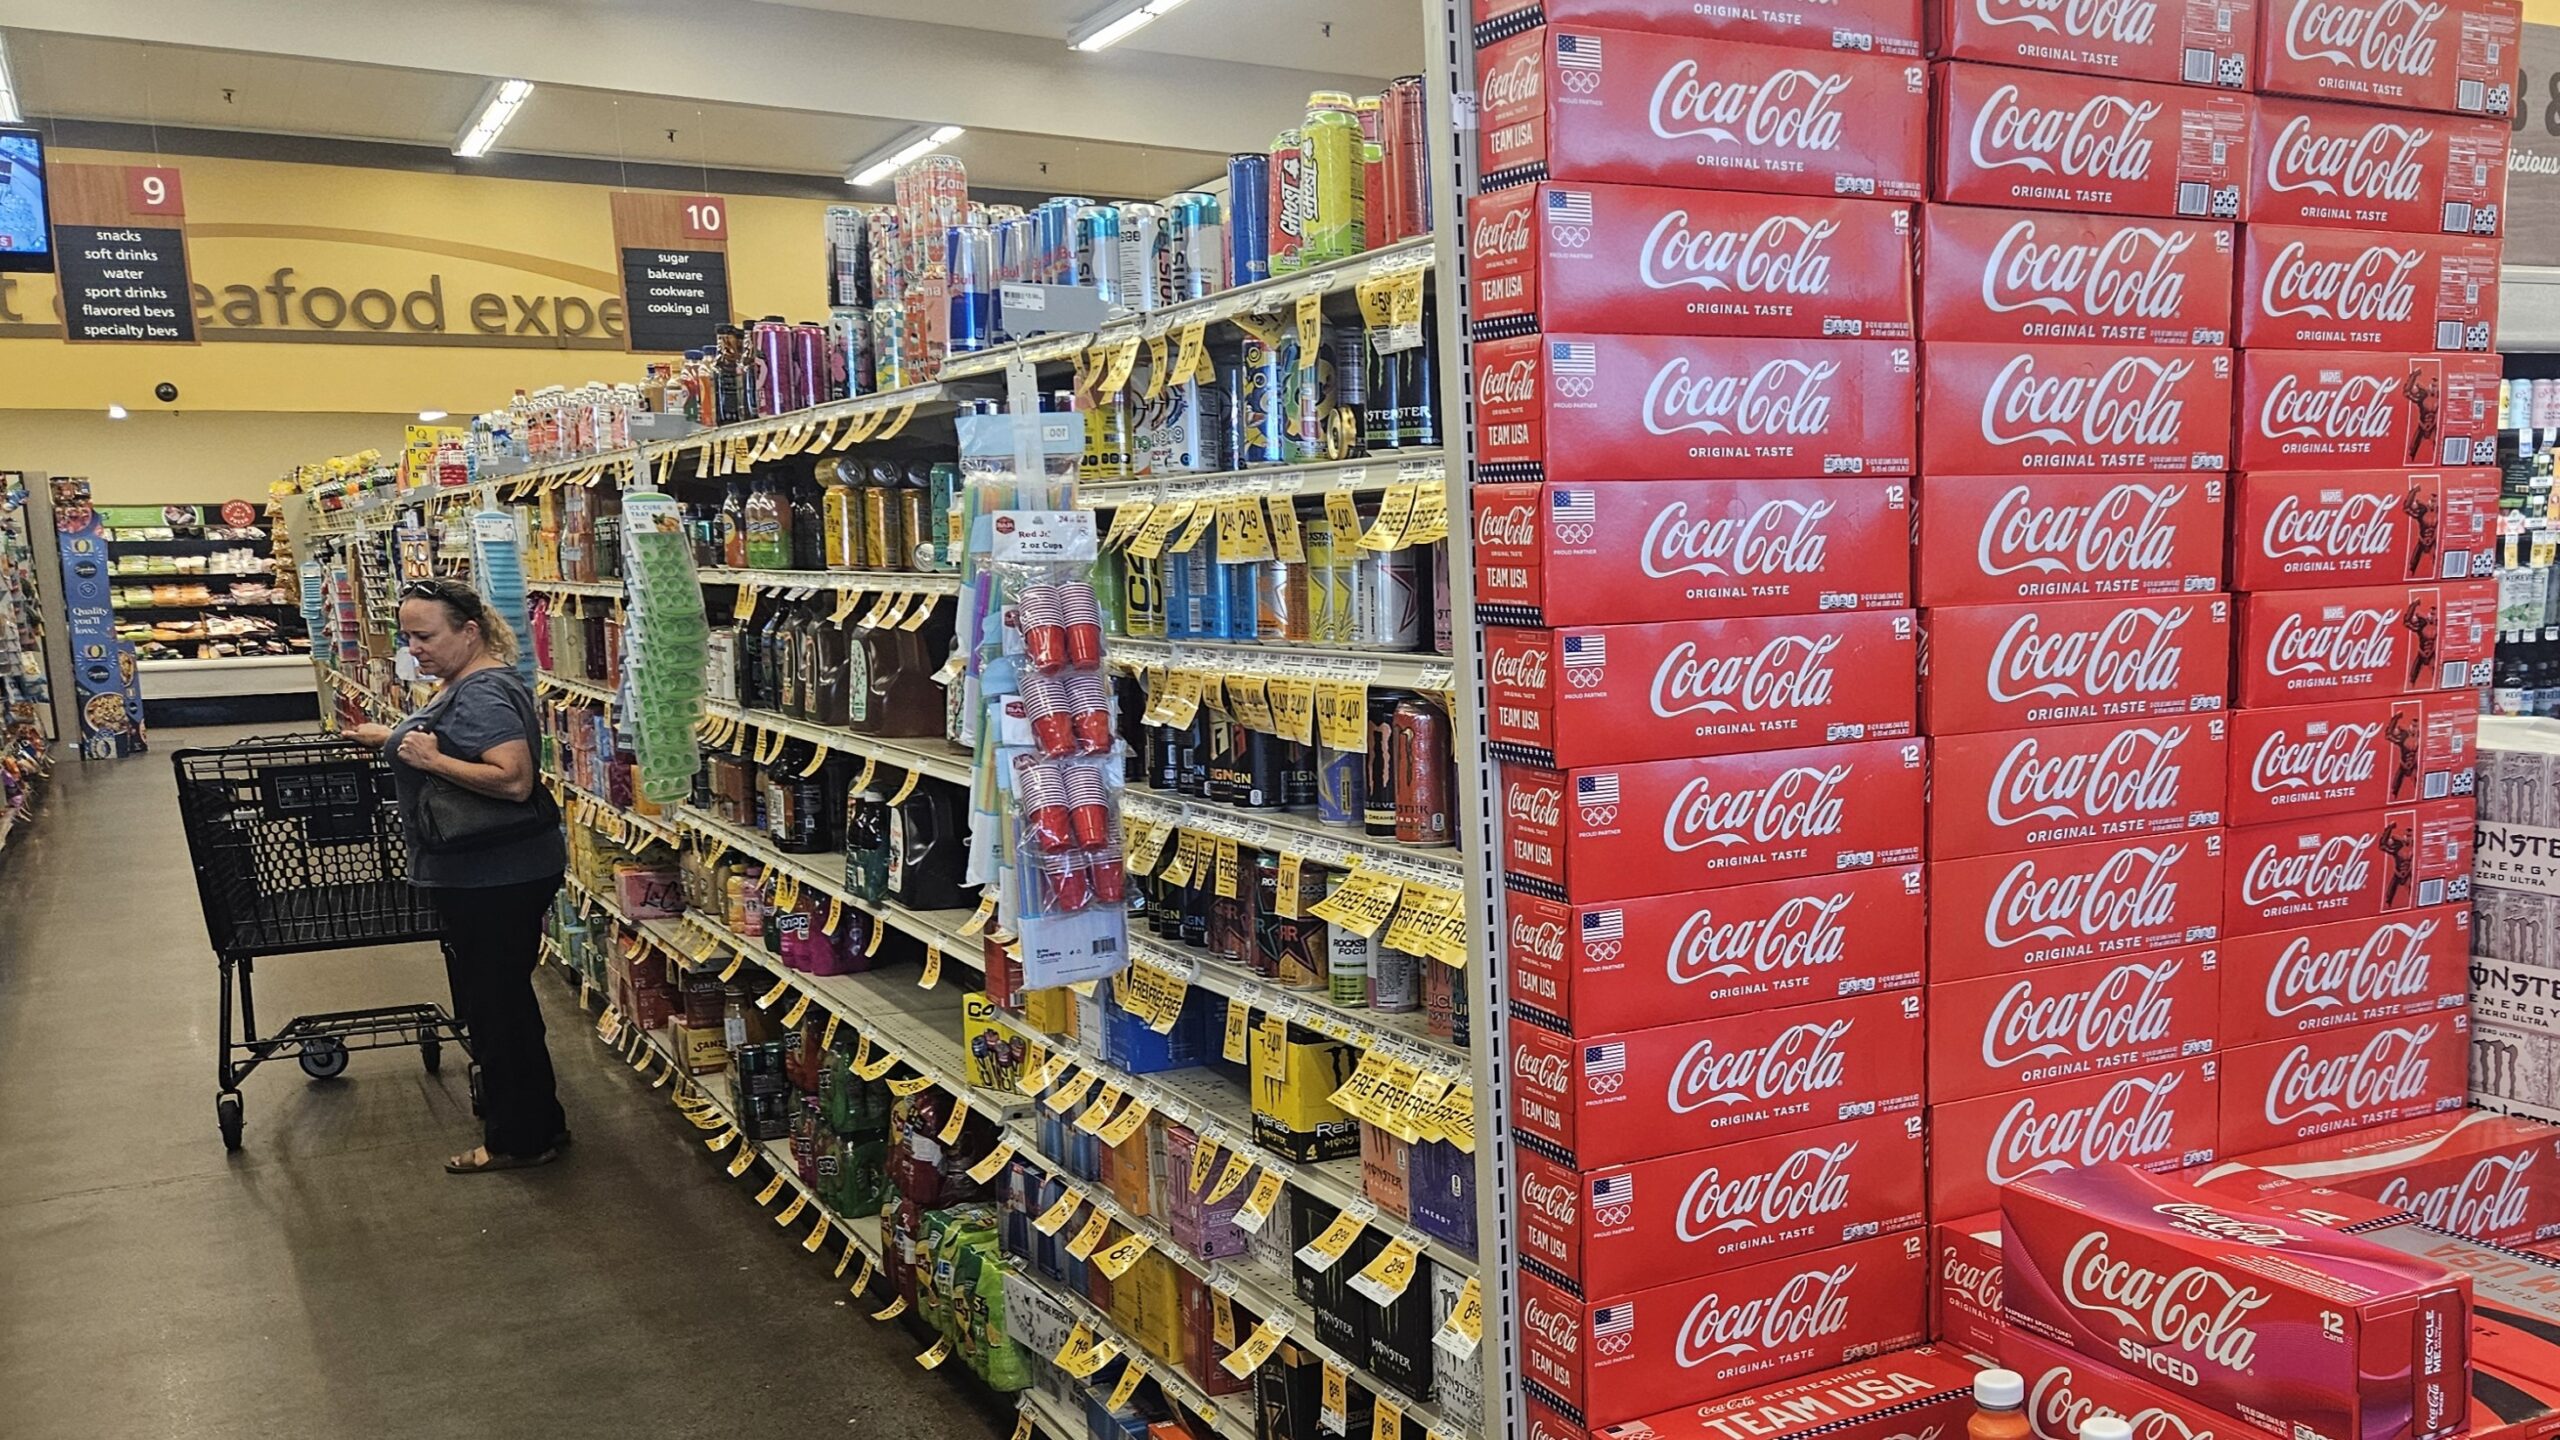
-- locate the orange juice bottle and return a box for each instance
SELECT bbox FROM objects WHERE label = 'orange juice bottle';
[1971,1369,2030,1440]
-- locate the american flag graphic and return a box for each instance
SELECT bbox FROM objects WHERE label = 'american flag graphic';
[1550,340,1596,376]
[1592,1173,1634,1207]
[1562,632,1606,668]
[1593,1303,1634,1339]
[1577,772,1619,806]
[1585,1041,1626,1078]
[1556,32,1605,70]
[1551,489,1596,523]
[1581,909,1624,942]
[1546,189,1594,224]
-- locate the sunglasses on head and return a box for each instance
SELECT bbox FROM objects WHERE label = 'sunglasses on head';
[401,578,484,615]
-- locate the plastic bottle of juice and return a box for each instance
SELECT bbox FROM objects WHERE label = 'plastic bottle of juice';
[1971,1370,2030,1440]
[2081,1417,2131,1440]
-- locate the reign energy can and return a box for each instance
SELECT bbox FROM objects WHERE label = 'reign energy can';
[1301,91,1367,265]
[1268,130,1308,277]
[1225,155,1271,287]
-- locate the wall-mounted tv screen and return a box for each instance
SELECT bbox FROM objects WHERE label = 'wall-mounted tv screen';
[0,128,54,274]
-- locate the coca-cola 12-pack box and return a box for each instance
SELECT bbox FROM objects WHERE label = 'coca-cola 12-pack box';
[1926,831,2226,980]
[2218,904,2473,1049]
[1926,716,2229,859]
[1505,863,1926,1037]
[2234,580,2499,706]
[1920,342,2234,475]
[2001,1163,2473,1440]
[2362,1229,2560,1440]
[2237,226,2504,352]
[1472,0,1928,60]
[2230,468,2503,589]
[1474,333,1920,482]
[1476,26,1930,197]
[1509,989,1926,1170]
[1595,1345,1981,1440]
[1998,1322,2293,1440]
[1472,479,1915,629]
[2236,350,2502,470]
[2197,1108,2560,1247]
[1926,1056,2221,1217]
[1919,593,2231,737]
[1913,473,2226,606]
[2253,0,2521,117]
[1931,61,2253,219]
[2224,797,2477,935]
[1469,183,1916,341]
[2224,691,2480,826]
[1917,207,2236,348]
[1924,944,2222,1102]
[2247,97,2511,236]
[1516,1113,1927,1298]
[1926,0,2256,87]
[1933,1213,2003,1359]
[2217,1010,2473,1154]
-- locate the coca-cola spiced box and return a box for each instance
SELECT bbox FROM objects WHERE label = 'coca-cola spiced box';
[1500,738,1926,904]
[2236,350,2501,471]
[1476,25,1930,198]
[2200,1108,2560,1247]
[2249,97,2510,236]
[1928,831,2226,981]
[1928,0,2256,86]
[2226,691,2480,827]
[2238,227,2503,353]
[1594,1346,1981,1440]
[1505,864,1925,1037]
[1999,1322,2299,1440]
[1508,989,1925,1170]
[2255,0,2520,116]
[1518,1231,1930,1430]
[2220,905,2472,1049]
[1472,479,1915,629]
[2234,581,2498,706]
[1925,944,2222,1103]
[1918,593,2231,737]
[1917,207,2235,348]
[2232,468,2502,590]
[1926,1056,2221,1218]
[2220,1011,2472,1154]
[1919,342,2233,476]
[1931,61,2251,220]
[1474,333,1919,482]
[1913,473,2226,606]
[2364,1229,2560,1440]
[2226,797,2476,935]
[1487,612,1918,768]
[1473,0,1926,59]
[2001,1163,2472,1440]
[1926,716,2228,860]
[1934,1213,2003,1358]
[1469,184,1914,341]
[1516,1113,1927,1298]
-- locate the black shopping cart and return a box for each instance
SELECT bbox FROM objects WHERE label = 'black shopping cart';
[172,734,474,1150]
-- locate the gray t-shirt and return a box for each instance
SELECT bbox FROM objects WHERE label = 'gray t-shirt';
[386,665,566,889]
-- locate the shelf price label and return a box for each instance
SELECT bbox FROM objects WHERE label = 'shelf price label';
[1267,679,1318,746]
[1235,1168,1286,1233]
[1213,839,1243,900]
[1227,680,1276,735]
[1102,499,1154,552]
[1348,1235,1422,1304]
[1274,853,1307,918]
[1205,1149,1256,1205]
[1074,1083,1128,1134]
[1128,499,1189,560]
[1309,867,1402,940]
[1371,1394,1406,1440]
[1404,476,1449,547]
[1268,496,1307,562]
[1435,1277,1484,1358]
[1156,830,1203,889]
[1095,1097,1154,1148]
[1092,1229,1156,1282]
[1105,1359,1149,1414]
[1033,1188,1085,1236]
[1295,1205,1369,1272]
[965,1139,1019,1184]
[1044,1068,1097,1115]
[1313,681,1369,751]
[1217,497,1275,562]
[1118,960,1189,1036]
[1321,1362,1350,1436]
[1187,1134,1223,1193]
[1125,819,1173,877]
[1360,482,1419,552]
[1221,995,1253,1064]
[1160,669,1207,729]
[1065,1207,1114,1261]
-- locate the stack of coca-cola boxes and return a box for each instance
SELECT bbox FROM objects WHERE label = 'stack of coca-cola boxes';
[2218,0,2515,1161]
[1468,2,1938,1434]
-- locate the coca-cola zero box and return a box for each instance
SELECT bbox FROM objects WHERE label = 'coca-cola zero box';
[1488,612,1919,768]
[2248,96,2510,236]
[2233,580,2499,705]
[1927,0,2256,86]
[1516,1113,1928,1298]
[1475,333,1919,482]
[2225,692,2480,826]
[1917,206,2236,349]
[1470,183,1916,341]
[1926,944,2222,1103]
[2219,905,2473,1049]
[1500,738,1927,904]
[1595,1345,1981,1440]
[2236,349,2502,471]
[1477,25,1930,198]
[1927,832,2226,981]
[2231,468,2503,589]
[2238,227,2503,352]
[1473,480,1915,629]
[2225,797,2477,935]
[2001,1163,2473,1440]
[1919,342,2233,476]
[2364,1228,2560,1440]
[1926,716,2229,860]
[2219,1012,2473,1154]
[2199,1109,2560,1247]
[1473,0,1927,59]
[1506,864,1926,1037]
[1913,473,2227,606]
[1930,61,2252,220]
[1518,1231,1931,1430]
[2254,0,2520,116]
[2000,1321,2303,1440]
[1926,1056,2221,1217]
[1934,1214,2004,1358]
[1918,593,2231,737]
[1509,989,1926,1170]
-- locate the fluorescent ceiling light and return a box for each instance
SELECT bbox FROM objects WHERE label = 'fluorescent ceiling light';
[845,124,964,187]
[1069,0,1194,52]
[453,79,534,159]
[0,36,20,124]
[105,404,128,420]
[417,410,449,422]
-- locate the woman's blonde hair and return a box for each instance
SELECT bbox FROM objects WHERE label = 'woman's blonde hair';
[403,577,518,664]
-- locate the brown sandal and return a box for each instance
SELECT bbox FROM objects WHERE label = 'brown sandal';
[444,1145,559,1173]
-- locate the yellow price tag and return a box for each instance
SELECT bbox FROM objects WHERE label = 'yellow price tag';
[1172,318,1209,386]
[1268,496,1306,562]
[1350,1235,1422,1303]
[849,1252,876,1295]
[965,1139,1019,1184]
[1105,1358,1148,1413]
[1065,1207,1114,1260]
[1067,1336,1122,1380]
[915,1336,952,1370]
[1218,497,1275,562]
[1295,1206,1369,1272]
[818,1012,841,1051]
[1322,1362,1350,1433]
[780,993,813,1028]
[1096,1097,1153,1149]
[1268,679,1318,746]
[1275,853,1307,919]
[1222,996,1253,1063]
[1235,1169,1287,1232]
[727,1140,759,1178]
[1010,1413,1033,1440]
[898,596,937,632]
[775,1191,809,1226]
[717,952,745,983]
[802,1212,832,1252]
[1206,1150,1255,1205]
[1168,502,1219,555]
[1438,1276,1484,1356]
[1128,499,1188,560]
[1187,1135,1222,1193]
[1075,1083,1128,1135]
[732,587,759,623]
[888,769,922,805]
[1314,680,1369,751]
[937,1098,971,1146]
[1372,1393,1405,1440]
[823,897,844,935]
[1212,1293,1238,1349]
[919,946,943,989]
[836,1236,861,1278]
[1361,483,1419,551]
[886,1073,934,1097]
[1102,498,1155,551]
[755,975,792,1010]
[1045,1068,1098,1115]
[1219,1314,1293,1379]
[1142,331,1171,401]
[1099,332,1143,395]
[1294,292,1324,375]
[1405,476,1449,546]
[959,893,998,937]
[1324,487,1363,548]
[1309,867,1403,940]
[854,1049,899,1082]
[706,1129,739,1152]
[1033,1188,1084,1236]
[870,1295,908,1322]
[1055,1321,1095,1370]
[756,1174,787,1206]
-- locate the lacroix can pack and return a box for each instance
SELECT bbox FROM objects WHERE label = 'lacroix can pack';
[1472,479,1914,628]
[2236,349,2503,471]
[2249,96,2511,236]
[2254,0,2520,115]
[2232,580,2499,706]
[1918,341,2233,476]
[1927,0,2257,86]
[2217,1011,2473,1157]
[1925,715,2229,860]
[1930,61,2253,220]
[1468,183,1915,341]
[1917,593,2232,737]
[2230,468,2502,589]
[1915,206,2237,348]
[1912,473,2227,606]
[2238,226,2504,352]
[2217,905,2471,1049]
[1924,944,2223,1103]
[1475,25,1930,199]
[1473,0,1925,55]
[1925,831,2226,981]
[1926,1057,2221,1217]
[2224,797,2477,936]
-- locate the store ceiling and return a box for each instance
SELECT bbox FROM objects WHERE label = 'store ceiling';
[761,0,1422,77]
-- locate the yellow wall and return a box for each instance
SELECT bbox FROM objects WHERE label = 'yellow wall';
[9,410,410,504]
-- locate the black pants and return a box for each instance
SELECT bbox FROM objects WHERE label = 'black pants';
[432,874,566,1158]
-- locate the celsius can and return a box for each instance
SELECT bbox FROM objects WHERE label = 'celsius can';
[1316,741,1365,829]
[1355,545,1422,649]
[1072,204,1123,305]
[1302,91,1367,264]
[1121,201,1169,312]
[1393,698,1452,846]
[1365,689,1410,837]
[1225,155,1271,286]
[1165,191,1225,302]
[945,224,996,355]
[1269,129,1308,276]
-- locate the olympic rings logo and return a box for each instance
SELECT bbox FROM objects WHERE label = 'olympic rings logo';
[1594,1202,1631,1227]
[1597,1332,1633,1357]
[1585,939,1621,962]
[1587,1073,1624,1097]
[1546,224,1590,248]
[1579,804,1618,825]
[1565,665,1606,690]
[1555,377,1595,399]
[1556,523,1593,544]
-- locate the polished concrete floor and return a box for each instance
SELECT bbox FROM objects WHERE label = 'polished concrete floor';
[0,727,1013,1439]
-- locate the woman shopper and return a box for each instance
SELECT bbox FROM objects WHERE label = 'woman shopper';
[351,577,570,1174]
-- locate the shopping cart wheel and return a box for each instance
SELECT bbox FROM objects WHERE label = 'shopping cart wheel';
[216,1095,244,1151]
[419,1035,443,1075]
[299,1037,349,1080]
[467,1063,484,1118]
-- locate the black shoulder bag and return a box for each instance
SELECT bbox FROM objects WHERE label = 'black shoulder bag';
[410,672,560,853]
